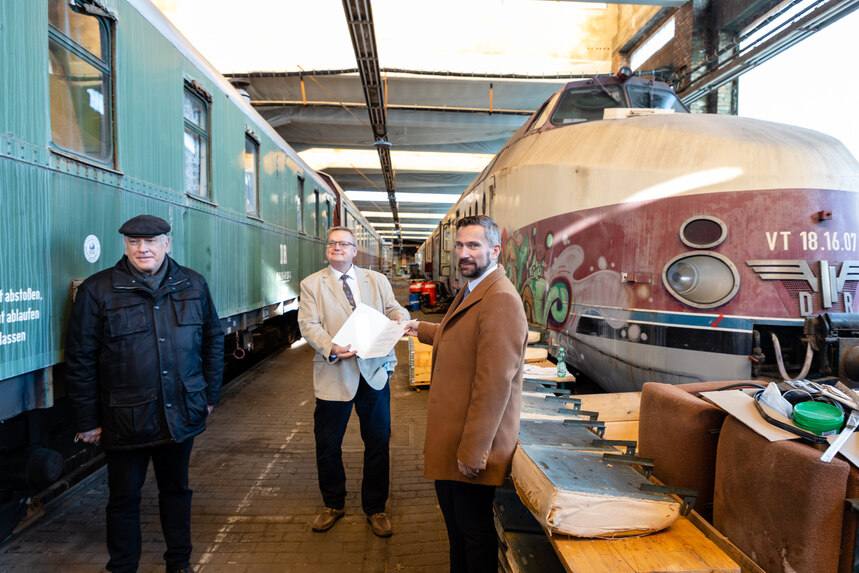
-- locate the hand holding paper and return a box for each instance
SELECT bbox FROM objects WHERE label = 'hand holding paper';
[332,303,406,359]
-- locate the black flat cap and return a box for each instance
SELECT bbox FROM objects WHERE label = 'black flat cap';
[118,215,171,237]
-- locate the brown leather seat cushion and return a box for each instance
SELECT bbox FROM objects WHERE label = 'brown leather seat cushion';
[839,466,859,573]
[639,382,729,514]
[715,416,849,573]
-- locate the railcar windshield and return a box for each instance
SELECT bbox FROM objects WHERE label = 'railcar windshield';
[550,85,624,125]
[626,84,687,112]
[550,81,688,126]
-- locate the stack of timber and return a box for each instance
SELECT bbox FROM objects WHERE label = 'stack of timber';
[408,337,432,390]
[502,370,742,572]
[495,484,567,573]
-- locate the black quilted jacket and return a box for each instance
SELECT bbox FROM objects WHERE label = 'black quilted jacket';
[66,256,223,450]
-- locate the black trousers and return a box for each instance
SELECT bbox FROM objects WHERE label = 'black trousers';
[104,438,194,573]
[314,376,391,514]
[435,480,498,573]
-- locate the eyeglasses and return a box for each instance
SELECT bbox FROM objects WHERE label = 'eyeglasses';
[326,241,355,248]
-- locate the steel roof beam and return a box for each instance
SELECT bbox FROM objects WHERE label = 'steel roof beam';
[679,0,859,103]
[342,0,402,249]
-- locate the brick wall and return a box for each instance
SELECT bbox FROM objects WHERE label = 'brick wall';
[629,3,693,82]
[613,1,739,115]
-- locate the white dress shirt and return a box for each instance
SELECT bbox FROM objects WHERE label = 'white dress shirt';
[464,263,498,296]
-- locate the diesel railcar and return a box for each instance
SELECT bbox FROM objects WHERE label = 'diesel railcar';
[421,70,859,392]
[0,0,386,538]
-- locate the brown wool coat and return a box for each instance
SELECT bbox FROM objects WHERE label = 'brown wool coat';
[417,265,528,485]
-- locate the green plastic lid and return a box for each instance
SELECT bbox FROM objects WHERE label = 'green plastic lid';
[793,401,844,435]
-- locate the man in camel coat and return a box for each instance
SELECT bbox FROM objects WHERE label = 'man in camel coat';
[405,215,528,573]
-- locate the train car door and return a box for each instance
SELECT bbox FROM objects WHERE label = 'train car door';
[439,220,453,289]
[486,175,495,218]
[452,210,463,289]
[426,232,433,275]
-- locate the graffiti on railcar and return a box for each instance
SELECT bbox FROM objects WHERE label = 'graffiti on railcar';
[504,225,571,330]
[504,216,634,334]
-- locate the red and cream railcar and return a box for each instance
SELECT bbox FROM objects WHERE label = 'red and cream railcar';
[425,72,859,391]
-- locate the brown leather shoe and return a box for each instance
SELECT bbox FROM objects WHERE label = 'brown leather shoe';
[311,507,345,532]
[367,512,393,537]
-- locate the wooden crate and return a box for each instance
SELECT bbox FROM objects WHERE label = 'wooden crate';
[409,337,432,389]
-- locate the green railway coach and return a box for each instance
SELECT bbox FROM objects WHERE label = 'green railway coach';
[0,0,387,537]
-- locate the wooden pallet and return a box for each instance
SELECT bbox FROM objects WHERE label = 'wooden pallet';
[408,337,432,390]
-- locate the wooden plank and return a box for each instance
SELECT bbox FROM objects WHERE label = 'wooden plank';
[647,476,766,573]
[410,339,433,387]
[526,347,549,362]
[551,517,740,573]
[574,392,641,422]
[601,420,639,443]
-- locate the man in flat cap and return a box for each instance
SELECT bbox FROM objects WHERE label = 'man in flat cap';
[66,214,223,573]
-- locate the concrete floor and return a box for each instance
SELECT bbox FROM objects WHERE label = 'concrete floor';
[0,310,449,572]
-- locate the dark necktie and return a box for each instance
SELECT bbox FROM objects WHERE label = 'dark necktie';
[455,287,470,309]
[341,274,356,310]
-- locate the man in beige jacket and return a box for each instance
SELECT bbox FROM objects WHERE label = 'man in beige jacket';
[298,226,409,538]
[405,215,528,573]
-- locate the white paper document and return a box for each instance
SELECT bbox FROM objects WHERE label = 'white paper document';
[332,303,405,359]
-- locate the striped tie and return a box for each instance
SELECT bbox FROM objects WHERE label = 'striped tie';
[341,274,356,310]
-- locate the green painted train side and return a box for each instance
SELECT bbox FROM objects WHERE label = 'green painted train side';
[0,0,386,420]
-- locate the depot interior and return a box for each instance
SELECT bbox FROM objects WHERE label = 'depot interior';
[157,0,859,266]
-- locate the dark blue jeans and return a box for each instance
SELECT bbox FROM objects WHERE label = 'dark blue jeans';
[104,438,194,573]
[314,375,391,515]
[435,480,498,573]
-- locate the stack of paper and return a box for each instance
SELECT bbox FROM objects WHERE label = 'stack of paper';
[332,303,405,359]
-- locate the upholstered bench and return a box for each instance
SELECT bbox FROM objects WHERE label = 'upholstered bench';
[638,381,738,516]
[714,415,851,573]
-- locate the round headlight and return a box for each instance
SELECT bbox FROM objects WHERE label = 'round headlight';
[662,252,740,309]
[667,261,698,293]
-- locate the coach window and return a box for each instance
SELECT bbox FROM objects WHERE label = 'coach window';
[296,176,305,232]
[326,200,332,230]
[244,134,259,217]
[183,84,211,198]
[312,189,320,236]
[48,0,113,163]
